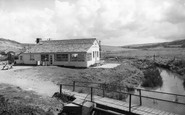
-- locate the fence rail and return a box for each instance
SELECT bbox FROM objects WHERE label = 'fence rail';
[59,81,185,114]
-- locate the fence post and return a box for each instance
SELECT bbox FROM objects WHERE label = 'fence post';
[129,94,132,113]
[60,84,62,95]
[73,81,75,91]
[91,87,93,102]
[139,89,142,106]
[103,88,105,97]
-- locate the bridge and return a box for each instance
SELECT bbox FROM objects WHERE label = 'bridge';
[58,81,185,115]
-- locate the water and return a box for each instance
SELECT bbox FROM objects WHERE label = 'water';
[127,69,185,115]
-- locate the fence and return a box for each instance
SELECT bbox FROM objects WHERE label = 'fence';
[59,81,185,114]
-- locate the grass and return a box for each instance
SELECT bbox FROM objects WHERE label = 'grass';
[103,48,185,61]
[103,47,185,86]
[0,84,63,115]
[0,47,184,112]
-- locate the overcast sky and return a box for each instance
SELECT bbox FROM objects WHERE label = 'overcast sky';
[0,0,185,46]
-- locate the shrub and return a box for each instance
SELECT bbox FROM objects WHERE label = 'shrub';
[52,92,76,103]
[141,68,163,88]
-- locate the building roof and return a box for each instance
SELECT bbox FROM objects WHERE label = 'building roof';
[24,38,98,53]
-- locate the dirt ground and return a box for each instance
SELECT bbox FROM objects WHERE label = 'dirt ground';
[0,60,143,97]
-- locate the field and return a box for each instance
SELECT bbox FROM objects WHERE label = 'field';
[103,48,185,60]
[0,46,185,114]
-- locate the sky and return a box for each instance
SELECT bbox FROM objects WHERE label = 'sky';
[0,0,185,46]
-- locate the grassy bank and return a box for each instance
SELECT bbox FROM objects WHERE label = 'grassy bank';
[103,47,185,87]
[104,53,163,89]
[0,84,62,115]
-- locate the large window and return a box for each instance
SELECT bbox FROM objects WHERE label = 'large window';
[55,54,68,61]
[86,53,92,61]
[41,54,49,61]
[30,54,34,61]
[70,53,85,62]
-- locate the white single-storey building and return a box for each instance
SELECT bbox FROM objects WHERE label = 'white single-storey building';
[16,38,100,67]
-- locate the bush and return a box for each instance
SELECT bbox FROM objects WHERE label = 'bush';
[141,68,163,88]
[52,92,76,103]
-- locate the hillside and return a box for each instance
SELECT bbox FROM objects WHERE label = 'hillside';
[0,38,128,54]
[101,45,133,52]
[122,39,185,49]
[0,38,24,54]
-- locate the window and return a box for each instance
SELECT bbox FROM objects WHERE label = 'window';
[41,54,49,61]
[86,53,92,61]
[97,51,99,57]
[20,56,23,60]
[93,51,95,58]
[30,54,34,61]
[70,53,85,62]
[55,54,68,61]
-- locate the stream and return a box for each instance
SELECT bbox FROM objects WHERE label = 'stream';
[127,68,185,115]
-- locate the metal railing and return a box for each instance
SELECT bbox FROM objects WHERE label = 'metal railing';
[59,81,185,114]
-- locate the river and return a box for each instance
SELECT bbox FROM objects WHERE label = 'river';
[126,68,185,115]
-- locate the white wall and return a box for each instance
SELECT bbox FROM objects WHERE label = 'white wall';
[17,53,88,67]
[16,53,40,65]
[87,40,100,67]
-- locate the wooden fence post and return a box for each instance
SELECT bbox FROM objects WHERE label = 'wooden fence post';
[139,89,142,106]
[129,94,132,113]
[103,88,105,97]
[73,81,75,91]
[91,87,93,102]
[60,84,62,95]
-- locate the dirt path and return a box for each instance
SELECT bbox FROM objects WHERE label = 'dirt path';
[0,66,59,97]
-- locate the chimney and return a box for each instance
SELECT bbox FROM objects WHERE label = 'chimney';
[36,38,42,44]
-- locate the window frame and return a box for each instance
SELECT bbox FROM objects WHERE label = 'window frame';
[41,54,49,61]
[30,54,34,61]
[86,53,92,61]
[70,53,85,62]
[20,56,23,60]
[55,54,68,61]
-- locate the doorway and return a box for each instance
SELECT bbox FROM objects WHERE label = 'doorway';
[49,55,53,65]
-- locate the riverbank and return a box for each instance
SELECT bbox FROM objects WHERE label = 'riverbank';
[105,57,163,89]
[154,57,185,79]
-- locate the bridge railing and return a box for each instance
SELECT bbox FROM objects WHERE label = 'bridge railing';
[59,81,185,114]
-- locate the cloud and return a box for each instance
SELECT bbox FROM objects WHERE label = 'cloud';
[0,0,185,45]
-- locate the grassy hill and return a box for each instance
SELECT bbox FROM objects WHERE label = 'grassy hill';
[122,39,185,49]
[0,38,129,54]
[0,38,184,55]
[101,45,132,52]
[0,38,24,54]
